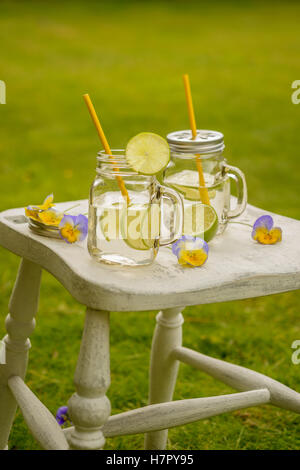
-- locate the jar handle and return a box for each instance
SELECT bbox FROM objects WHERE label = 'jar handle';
[224,164,248,218]
[159,185,184,246]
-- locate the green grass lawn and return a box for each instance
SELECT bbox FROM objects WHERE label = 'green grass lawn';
[0,0,300,450]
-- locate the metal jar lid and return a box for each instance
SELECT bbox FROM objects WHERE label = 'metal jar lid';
[166,129,224,154]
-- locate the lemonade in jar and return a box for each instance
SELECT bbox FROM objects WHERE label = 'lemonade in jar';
[163,129,247,240]
[88,135,183,266]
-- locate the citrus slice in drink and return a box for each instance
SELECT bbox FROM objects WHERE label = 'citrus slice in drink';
[171,183,216,202]
[183,203,218,242]
[121,204,150,251]
[125,132,170,175]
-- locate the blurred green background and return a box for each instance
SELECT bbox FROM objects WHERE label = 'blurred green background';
[0,0,299,450]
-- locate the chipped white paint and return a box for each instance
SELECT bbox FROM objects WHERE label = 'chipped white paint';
[68,308,111,450]
[8,376,69,450]
[145,307,184,450]
[0,259,41,450]
[0,201,299,312]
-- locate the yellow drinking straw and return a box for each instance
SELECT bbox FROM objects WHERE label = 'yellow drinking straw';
[182,74,210,206]
[83,93,130,204]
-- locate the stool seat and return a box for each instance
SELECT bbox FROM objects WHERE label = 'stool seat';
[1,200,300,450]
[0,200,299,312]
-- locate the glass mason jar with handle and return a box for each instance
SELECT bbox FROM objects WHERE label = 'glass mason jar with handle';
[88,150,183,266]
[163,130,247,236]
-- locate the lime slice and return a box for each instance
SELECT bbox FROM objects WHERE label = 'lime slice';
[100,203,122,241]
[172,183,216,202]
[125,132,170,175]
[183,203,218,242]
[121,205,150,251]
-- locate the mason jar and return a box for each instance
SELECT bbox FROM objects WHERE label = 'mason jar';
[88,150,183,266]
[164,130,247,236]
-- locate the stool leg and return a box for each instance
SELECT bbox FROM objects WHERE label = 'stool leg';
[144,307,184,450]
[68,308,111,450]
[0,259,41,450]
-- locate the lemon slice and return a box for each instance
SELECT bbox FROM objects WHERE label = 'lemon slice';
[125,132,170,175]
[183,203,218,242]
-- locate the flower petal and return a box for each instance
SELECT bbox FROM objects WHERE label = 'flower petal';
[56,406,69,426]
[178,249,208,267]
[172,238,186,256]
[252,226,268,242]
[27,204,40,212]
[41,193,54,210]
[25,207,41,221]
[59,215,76,243]
[59,214,75,229]
[74,214,88,241]
[39,209,63,226]
[252,215,273,236]
[58,214,88,244]
[268,227,282,244]
[173,236,209,267]
[252,226,282,244]
[192,238,209,254]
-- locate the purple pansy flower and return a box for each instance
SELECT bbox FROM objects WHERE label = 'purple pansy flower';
[59,214,88,244]
[172,235,209,267]
[56,406,70,426]
[252,215,282,245]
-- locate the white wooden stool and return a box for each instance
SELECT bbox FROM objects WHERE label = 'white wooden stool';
[0,200,299,450]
